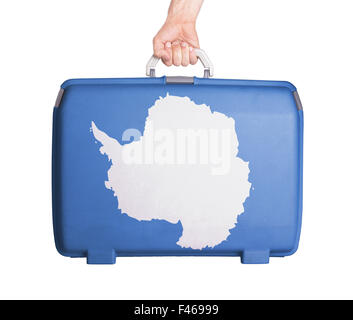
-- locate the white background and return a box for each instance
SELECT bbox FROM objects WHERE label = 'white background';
[0,0,352,300]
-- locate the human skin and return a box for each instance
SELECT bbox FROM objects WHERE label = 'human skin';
[153,0,204,67]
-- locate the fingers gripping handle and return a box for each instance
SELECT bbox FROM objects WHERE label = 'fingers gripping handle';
[146,49,214,78]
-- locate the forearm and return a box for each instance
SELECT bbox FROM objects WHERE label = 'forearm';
[166,0,203,24]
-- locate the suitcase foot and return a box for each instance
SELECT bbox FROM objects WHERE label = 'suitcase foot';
[241,250,270,264]
[87,249,116,264]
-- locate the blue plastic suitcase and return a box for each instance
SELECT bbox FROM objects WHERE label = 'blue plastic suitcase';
[52,50,303,264]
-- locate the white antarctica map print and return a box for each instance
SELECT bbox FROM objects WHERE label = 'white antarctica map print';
[91,94,251,249]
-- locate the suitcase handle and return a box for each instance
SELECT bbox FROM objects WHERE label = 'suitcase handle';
[146,48,214,78]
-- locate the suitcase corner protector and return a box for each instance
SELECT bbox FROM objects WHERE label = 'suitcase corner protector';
[293,91,303,111]
[54,88,65,108]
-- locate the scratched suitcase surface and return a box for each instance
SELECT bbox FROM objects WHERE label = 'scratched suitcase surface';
[52,50,303,264]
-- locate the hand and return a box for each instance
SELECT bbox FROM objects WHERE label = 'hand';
[153,20,199,67]
[153,0,204,67]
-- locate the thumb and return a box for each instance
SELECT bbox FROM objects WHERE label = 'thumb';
[153,37,169,60]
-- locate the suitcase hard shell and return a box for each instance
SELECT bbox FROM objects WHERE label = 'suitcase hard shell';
[52,53,303,264]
